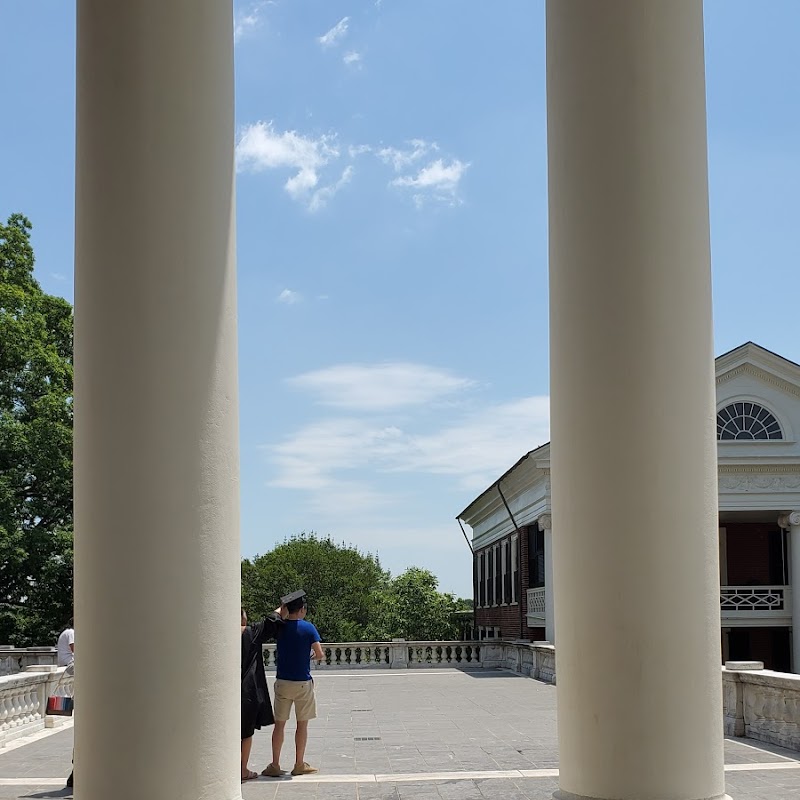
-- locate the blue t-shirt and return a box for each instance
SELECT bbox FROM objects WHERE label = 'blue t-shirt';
[276,619,322,681]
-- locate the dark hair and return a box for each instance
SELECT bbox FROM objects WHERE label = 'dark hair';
[286,597,307,614]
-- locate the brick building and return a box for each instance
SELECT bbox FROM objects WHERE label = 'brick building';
[457,343,800,672]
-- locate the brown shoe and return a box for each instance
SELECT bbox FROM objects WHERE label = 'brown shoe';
[261,764,286,778]
[291,762,318,776]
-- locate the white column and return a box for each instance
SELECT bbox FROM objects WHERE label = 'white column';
[547,3,728,800]
[779,512,800,673]
[74,3,240,800]
[539,515,555,644]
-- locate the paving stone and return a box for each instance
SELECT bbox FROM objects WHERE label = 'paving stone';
[0,669,798,798]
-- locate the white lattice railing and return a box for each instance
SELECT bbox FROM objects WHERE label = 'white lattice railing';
[526,587,546,621]
[0,667,73,746]
[720,586,791,617]
[263,641,482,670]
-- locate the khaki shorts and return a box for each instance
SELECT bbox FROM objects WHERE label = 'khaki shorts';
[274,679,316,722]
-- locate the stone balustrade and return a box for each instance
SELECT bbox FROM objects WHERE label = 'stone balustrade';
[263,640,484,670]
[723,661,800,751]
[0,666,73,747]
[0,647,59,676]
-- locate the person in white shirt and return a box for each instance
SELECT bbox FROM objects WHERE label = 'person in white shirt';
[57,620,74,668]
[56,618,74,788]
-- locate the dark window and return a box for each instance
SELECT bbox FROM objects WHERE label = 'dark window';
[513,537,520,603]
[503,540,511,604]
[487,549,494,606]
[768,530,789,585]
[479,552,485,607]
[494,547,501,605]
[717,402,783,440]
[528,527,545,588]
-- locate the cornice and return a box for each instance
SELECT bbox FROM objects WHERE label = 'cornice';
[716,363,800,400]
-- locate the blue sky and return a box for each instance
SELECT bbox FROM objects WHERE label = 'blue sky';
[2,1,800,598]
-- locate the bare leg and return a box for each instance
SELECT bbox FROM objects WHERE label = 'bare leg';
[241,737,254,779]
[271,720,286,769]
[295,720,309,768]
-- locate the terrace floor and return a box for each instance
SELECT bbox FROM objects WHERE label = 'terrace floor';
[0,668,798,799]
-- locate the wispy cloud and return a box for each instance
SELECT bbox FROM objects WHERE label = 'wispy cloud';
[234,0,271,43]
[318,17,349,48]
[277,289,302,305]
[268,392,550,493]
[286,362,475,410]
[236,122,340,208]
[392,159,470,206]
[343,51,362,67]
[348,144,372,158]
[378,139,438,172]
[309,166,354,212]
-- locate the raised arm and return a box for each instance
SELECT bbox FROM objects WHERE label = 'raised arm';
[258,606,287,642]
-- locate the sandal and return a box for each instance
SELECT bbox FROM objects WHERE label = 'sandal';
[241,770,259,782]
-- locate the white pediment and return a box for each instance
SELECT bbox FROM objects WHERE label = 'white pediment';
[715,343,800,488]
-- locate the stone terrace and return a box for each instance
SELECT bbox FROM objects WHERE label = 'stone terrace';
[0,669,798,800]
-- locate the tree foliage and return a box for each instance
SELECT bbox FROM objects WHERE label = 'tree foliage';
[242,533,390,642]
[0,214,74,646]
[242,534,466,642]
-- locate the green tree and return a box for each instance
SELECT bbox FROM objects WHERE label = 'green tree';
[368,567,461,641]
[0,214,74,646]
[241,533,389,642]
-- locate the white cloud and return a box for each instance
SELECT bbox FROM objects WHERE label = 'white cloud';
[318,17,349,48]
[388,397,550,490]
[343,51,362,67]
[377,139,438,172]
[348,144,372,158]
[236,124,469,210]
[236,122,340,207]
[286,362,475,410]
[267,394,550,494]
[392,158,470,205]
[308,166,354,212]
[234,1,271,43]
[277,289,302,305]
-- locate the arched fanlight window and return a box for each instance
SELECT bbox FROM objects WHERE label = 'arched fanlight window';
[717,402,783,440]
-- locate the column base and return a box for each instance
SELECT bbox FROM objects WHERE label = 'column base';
[554,791,732,800]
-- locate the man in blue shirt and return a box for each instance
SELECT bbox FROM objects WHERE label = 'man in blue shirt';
[262,592,323,777]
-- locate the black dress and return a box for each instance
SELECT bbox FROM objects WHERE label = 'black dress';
[241,615,283,739]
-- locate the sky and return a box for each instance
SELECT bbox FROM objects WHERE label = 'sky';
[2,2,800,598]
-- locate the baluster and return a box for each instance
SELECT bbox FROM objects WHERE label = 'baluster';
[31,686,42,721]
[435,646,443,664]
[24,687,35,724]
[445,645,452,663]
[10,691,21,728]
[325,646,332,665]
[355,646,362,665]
[335,647,342,665]
[465,645,473,663]
[345,647,352,665]
[0,694,9,732]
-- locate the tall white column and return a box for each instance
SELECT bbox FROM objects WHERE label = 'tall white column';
[539,515,555,644]
[779,512,800,673]
[547,3,728,800]
[74,3,240,800]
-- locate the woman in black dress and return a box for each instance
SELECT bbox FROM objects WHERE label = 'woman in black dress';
[241,606,284,780]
